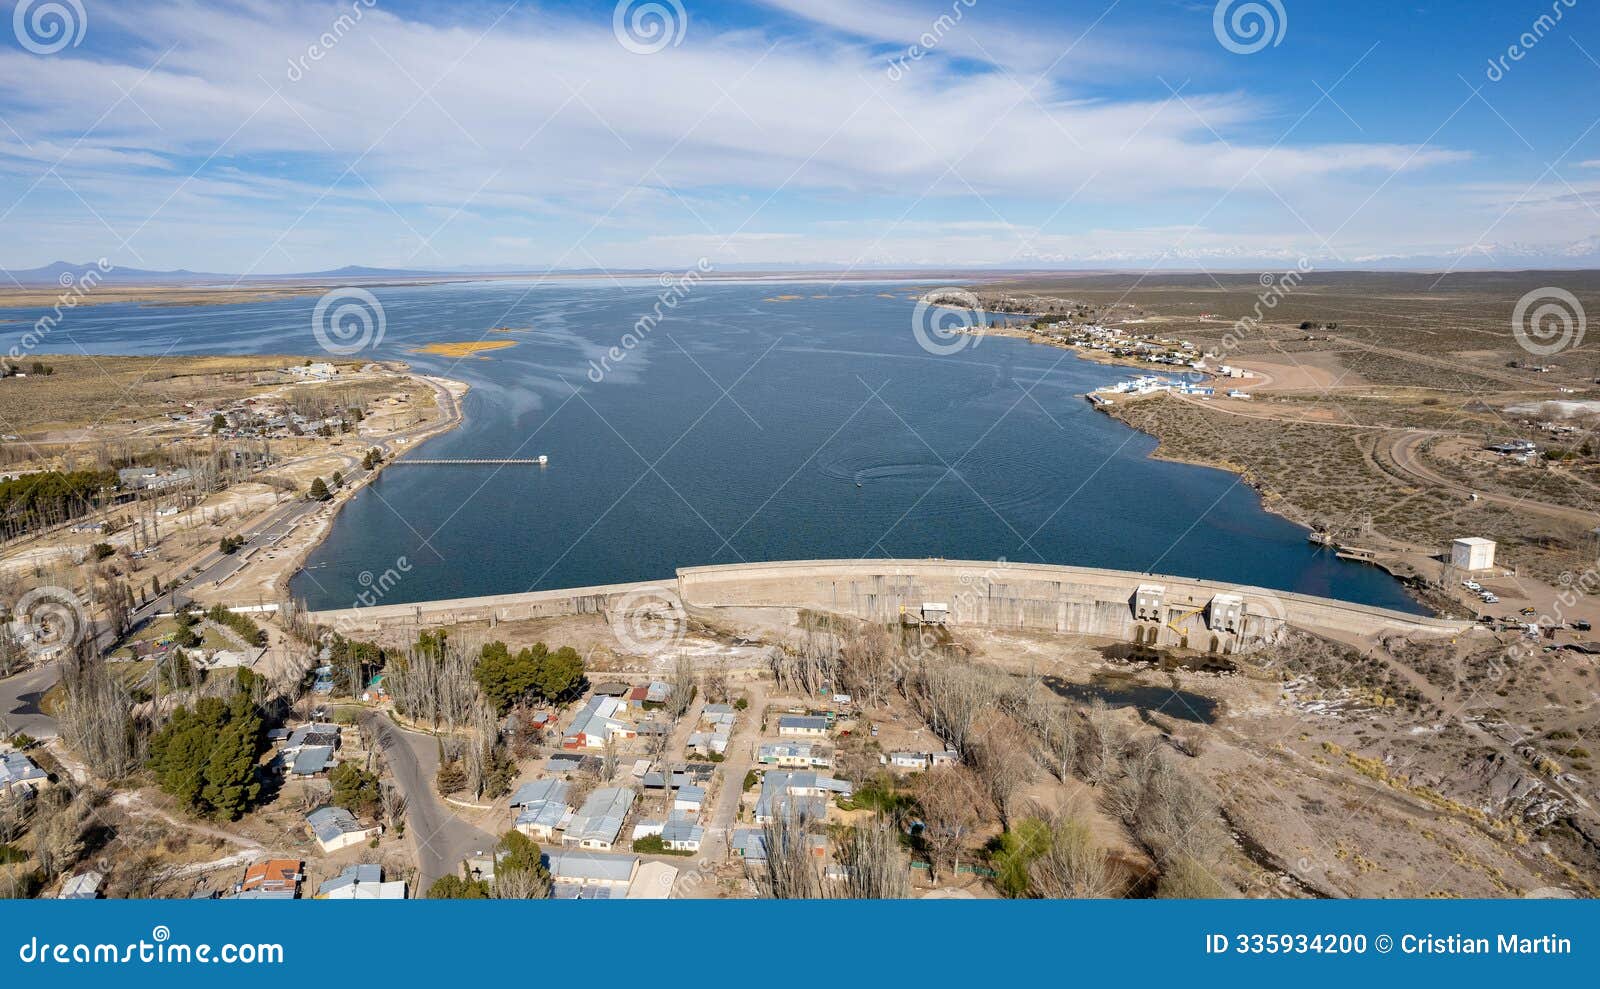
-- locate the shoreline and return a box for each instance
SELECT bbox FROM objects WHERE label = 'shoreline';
[271,368,470,604]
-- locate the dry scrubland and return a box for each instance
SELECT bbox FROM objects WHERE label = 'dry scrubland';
[973,271,1600,584]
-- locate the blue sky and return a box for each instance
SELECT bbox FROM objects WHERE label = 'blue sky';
[0,0,1597,273]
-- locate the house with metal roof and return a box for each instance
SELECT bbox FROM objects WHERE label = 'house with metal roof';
[285,722,340,752]
[777,714,830,738]
[672,784,706,815]
[546,752,603,776]
[543,849,639,893]
[316,864,406,900]
[0,751,47,792]
[561,695,636,750]
[660,811,703,852]
[289,744,335,777]
[731,829,768,862]
[753,771,852,824]
[563,786,635,850]
[886,751,931,772]
[306,806,381,853]
[58,871,103,899]
[512,778,572,841]
[758,741,833,768]
[701,703,737,726]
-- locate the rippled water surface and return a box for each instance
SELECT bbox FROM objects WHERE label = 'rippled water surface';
[0,278,1422,614]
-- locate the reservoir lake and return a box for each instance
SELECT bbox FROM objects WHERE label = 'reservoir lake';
[1,278,1423,614]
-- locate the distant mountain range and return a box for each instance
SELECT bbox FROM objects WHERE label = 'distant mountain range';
[6,250,1600,288]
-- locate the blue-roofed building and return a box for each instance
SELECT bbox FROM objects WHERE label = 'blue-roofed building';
[777,715,830,738]
[660,811,703,852]
[753,770,851,824]
[306,806,380,852]
[0,751,47,792]
[512,778,572,841]
[290,744,335,777]
[563,786,634,850]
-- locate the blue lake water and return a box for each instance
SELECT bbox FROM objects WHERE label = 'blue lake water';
[1,278,1423,614]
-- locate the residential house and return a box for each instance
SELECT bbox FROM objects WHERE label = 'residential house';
[754,771,852,824]
[731,829,768,863]
[672,785,706,816]
[546,752,603,776]
[660,811,703,853]
[289,745,335,777]
[929,750,959,768]
[238,859,302,898]
[544,849,639,896]
[306,806,381,853]
[58,871,103,900]
[561,695,636,750]
[885,751,931,773]
[777,715,830,738]
[511,778,572,841]
[316,863,405,900]
[563,786,635,850]
[757,742,832,769]
[0,751,47,793]
[701,703,737,727]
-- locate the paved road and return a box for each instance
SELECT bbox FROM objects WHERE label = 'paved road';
[0,661,63,739]
[362,711,493,895]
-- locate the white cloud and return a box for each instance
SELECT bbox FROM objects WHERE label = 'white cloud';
[0,0,1517,271]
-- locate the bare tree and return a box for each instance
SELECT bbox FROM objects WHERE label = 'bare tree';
[57,647,140,779]
[493,867,552,899]
[915,765,984,884]
[970,712,1033,830]
[1081,699,1123,786]
[837,814,912,899]
[379,783,407,836]
[757,807,826,900]
[666,653,696,720]
[838,623,899,708]
[1028,802,1119,899]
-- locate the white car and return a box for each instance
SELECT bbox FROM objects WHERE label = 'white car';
[1462,580,1482,592]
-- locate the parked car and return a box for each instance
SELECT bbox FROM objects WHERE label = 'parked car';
[1572,620,1592,632]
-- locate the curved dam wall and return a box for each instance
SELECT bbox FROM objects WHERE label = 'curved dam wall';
[677,559,1466,652]
[308,559,1467,651]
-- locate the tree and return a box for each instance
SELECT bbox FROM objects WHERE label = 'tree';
[329,763,381,816]
[147,687,263,820]
[915,765,984,884]
[331,470,344,488]
[211,413,226,433]
[1029,808,1118,899]
[533,645,585,701]
[308,477,331,501]
[473,641,542,714]
[427,875,490,899]
[492,829,551,899]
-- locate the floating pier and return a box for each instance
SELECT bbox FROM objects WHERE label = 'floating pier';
[390,458,546,466]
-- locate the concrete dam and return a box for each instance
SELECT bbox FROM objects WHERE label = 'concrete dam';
[306,559,1469,652]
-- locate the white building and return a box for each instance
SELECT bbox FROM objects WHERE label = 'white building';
[1451,537,1497,572]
